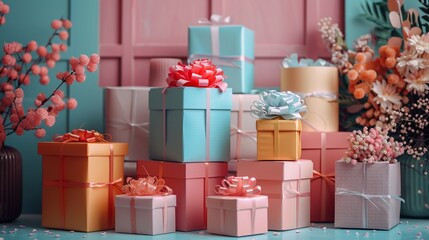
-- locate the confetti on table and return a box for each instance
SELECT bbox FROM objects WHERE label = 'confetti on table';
[295,230,300,233]
[54,234,61,238]
[32,229,37,232]
[272,232,280,236]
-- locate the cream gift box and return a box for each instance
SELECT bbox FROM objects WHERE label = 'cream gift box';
[105,87,151,161]
[335,160,402,230]
[206,195,268,237]
[237,160,312,230]
[115,194,176,235]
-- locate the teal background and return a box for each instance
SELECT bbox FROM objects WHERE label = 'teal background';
[345,0,421,47]
[0,0,101,213]
[149,87,232,162]
[188,26,255,93]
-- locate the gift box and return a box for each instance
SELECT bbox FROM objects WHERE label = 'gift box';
[280,66,339,132]
[257,119,302,160]
[237,160,312,230]
[188,25,254,93]
[136,160,228,231]
[206,195,268,237]
[115,194,176,235]
[38,142,128,232]
[149,87,232,162]
[105,87,151,161]
[335,161,402,230]
[301,132,350,222]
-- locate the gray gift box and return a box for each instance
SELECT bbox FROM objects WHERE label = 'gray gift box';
[334,160,402,230]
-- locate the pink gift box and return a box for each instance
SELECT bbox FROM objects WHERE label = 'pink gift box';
[335,161,401,230]
[136,160,228,231]
[206,195,268,237]
[301,132,350,222]
[115,194,176,235]
[237,160,312,230]
[105,87,151,161]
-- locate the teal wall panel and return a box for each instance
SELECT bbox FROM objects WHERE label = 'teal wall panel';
[345,0,420,47]
[0,0,100,213]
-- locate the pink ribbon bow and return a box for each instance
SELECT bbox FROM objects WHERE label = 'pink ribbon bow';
[215,176,261,196]
[166,59,228,92]
[122,177,173,196]
[53,128,109,143]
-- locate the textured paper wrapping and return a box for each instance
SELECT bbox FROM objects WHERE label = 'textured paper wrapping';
[105,87,151,161]
[38,142,128,232]
[301,132,350,222]
[335,161,401,230]
[257,119,302,160]
[136,160,228,231]
[206,195,268,237]
[149,87,232,162]
[280,66,339,132]
[237,160,313,230]
[188,25,254,93]
[115,194,176,235]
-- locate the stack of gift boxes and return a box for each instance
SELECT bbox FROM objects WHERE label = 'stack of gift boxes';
[36,15,403,237]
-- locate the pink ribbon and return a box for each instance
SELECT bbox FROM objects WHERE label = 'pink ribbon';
[215,176,261,196]
[53,129,109,143]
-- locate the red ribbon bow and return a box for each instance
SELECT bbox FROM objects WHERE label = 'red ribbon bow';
[215,176,261,196]
[54,129,109,143]
[166,59,228,92]
[122,177,173,196]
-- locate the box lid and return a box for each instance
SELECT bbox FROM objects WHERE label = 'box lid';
[206,195,268,211]
[256,119,302,131]
[301,132,350,149]
[115,194,176,209]
[237,160,313,181]
[149,87,232,110]
[137,160,228,179]
[38,142,128,156]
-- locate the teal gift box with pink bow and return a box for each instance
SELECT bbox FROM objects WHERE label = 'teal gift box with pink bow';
[188,15,254,93]
[149,59,232,162]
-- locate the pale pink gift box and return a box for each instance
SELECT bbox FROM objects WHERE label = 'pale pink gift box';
[105,87,151,161]
[115,194,176,235]
[206,195,268,237]
[136,160,228,231]
[237,160,312,230]
[335,161,402,230]
[301,132,350,222]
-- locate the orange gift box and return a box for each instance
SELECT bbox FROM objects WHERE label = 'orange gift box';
[301,132,349,223]
[38,142,128,232]
[136,160,228,231]
[256,119,301,160]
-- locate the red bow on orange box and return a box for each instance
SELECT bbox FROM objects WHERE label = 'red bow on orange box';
[215,176,261,196]
[54,128,109,143]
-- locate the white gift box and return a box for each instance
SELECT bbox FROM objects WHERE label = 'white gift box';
[105,87,151,161]
[115,194,176,235]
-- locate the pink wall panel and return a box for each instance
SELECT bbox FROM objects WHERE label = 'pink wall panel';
[99,0,344,88]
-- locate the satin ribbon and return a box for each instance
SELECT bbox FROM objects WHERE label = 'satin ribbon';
[53,129,109,143]
[231,95,256,159]
[215,176,261,196]
[44,142,120,229]
[122,177,173,233]
[251,90,307,120]
[335,163,405,228]
[282,53,332,68]
[189,14,254,70]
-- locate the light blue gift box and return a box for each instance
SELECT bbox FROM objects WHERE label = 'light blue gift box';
[188,25,254,94]
[149,87,232,162]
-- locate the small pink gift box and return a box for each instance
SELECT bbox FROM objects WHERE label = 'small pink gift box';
[115,194,176,235]
[301,132,350,222]
[206,195,268,237]
[335,161,402,230]
[237,160,312,230]
[136,160,228,231]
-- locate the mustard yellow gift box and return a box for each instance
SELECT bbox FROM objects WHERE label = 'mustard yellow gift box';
[38,142,128,232]
[256,119,302,160]
[281,66,338,132]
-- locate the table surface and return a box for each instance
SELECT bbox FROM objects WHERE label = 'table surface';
[0,215,427,240]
